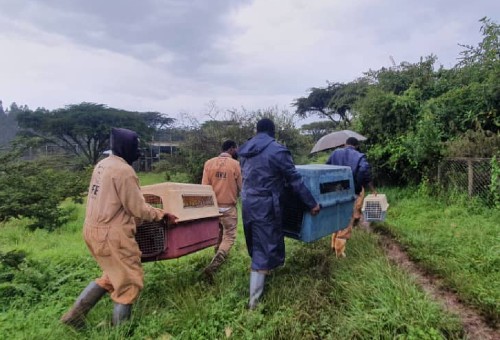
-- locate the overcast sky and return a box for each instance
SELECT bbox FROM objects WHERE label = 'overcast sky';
[1,0,498,124]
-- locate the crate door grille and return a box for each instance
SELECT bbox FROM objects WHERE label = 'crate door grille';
[136,221,167,258]
[136,194,166,258]
[282,186,304,237]
[364,201,382,220]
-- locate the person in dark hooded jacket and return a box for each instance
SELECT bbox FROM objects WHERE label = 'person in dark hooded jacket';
[238,118,320,309]
[326,137,376,257]
[61,127,177,328]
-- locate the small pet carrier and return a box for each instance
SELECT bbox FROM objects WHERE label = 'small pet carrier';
[362,194,389,222]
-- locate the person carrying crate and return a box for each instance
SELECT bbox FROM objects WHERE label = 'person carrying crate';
[201,140,242,280]
[238,118,321,309]
[326,137,377,258]
[60,127,177,328]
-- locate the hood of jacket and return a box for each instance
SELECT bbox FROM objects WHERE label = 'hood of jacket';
[237,133,274,159]
[111,127,140,165]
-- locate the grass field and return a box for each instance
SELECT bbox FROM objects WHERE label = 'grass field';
[374,186,500,327]
[0,173,497,339]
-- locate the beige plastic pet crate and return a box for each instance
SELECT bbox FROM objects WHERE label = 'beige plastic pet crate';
[135,182,221,262]
[362,194,389,222]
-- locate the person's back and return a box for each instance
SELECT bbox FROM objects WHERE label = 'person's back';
[85,155,146,228]
[325,136,376,257]
[326,137,372,195]
[239,132,290,198]
[202,155,241,206]
[238,118,320,309]
[201,140,242,279]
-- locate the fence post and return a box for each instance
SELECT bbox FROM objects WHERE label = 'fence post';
[437,162,442,185]
[468,159,473,197]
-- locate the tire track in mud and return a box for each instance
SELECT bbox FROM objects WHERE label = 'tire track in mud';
[363,223,499,340]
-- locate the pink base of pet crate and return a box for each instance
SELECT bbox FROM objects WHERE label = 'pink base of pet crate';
[141,217,220,262]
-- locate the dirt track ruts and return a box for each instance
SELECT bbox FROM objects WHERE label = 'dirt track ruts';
[363,223,499,340]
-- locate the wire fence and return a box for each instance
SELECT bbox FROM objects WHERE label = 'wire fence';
[0,144,174,172]
[437,157,498,206]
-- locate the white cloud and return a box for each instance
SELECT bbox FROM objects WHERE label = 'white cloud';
[0,0,498,123]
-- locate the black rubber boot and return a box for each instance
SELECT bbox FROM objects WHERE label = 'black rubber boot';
[248,271,266,310]
[60,282,107,329]
[112,303,132,326]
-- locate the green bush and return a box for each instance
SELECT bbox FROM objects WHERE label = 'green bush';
[0,153,89,231]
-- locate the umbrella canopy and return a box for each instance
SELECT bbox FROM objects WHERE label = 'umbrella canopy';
[310,130,367,154]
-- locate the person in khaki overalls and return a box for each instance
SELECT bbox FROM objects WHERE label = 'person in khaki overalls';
[61,127,177,328]
[201,140,242,280]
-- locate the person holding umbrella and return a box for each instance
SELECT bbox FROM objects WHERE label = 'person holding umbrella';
[326,136,377,257]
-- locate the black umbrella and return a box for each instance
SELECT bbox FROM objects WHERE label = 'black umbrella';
[310,130,367,154]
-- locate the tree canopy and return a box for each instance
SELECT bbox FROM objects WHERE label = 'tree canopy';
[16,102,175,165]
[293,80,369,127]
[0,102,24,147]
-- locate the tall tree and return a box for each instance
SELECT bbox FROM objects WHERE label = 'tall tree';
[16,102,170,165]
[293,80,368,127]
[141,111,176,132]
[0,102,24,147]
[300,121,337,141]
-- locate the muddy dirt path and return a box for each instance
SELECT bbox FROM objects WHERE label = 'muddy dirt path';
[363,223,499,340]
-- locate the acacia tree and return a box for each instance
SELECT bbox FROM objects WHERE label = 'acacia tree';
[142,111,176,131]
[300,121,337,141]
[293,80,368,127]
[16,103,173,165]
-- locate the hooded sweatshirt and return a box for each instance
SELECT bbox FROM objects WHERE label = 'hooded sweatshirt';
[84,128,164,235]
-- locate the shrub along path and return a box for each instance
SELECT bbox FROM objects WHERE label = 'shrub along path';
[365,222,499,340]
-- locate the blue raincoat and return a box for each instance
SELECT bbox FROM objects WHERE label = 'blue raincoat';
[326,146,373,194]
[238,133,318,271]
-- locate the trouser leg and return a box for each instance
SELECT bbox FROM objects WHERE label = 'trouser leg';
[214,224,224,253]
[202,249,227,281]
[60,281,107,329]
[203,206,237,279]
[217,206,237,254]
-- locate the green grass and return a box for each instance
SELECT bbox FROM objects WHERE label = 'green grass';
[374,187,500,326]
[137,172,169,186]
[3,177,496,338]
[0,224,463,339]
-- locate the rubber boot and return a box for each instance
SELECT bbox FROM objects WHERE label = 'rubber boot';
[60,282,107,329]
[112,303,132,326]
[248,271,266,310]
[202,250,227,282]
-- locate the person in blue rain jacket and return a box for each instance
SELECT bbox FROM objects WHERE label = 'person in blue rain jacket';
[238,118,321,309]
[326,137,377,257]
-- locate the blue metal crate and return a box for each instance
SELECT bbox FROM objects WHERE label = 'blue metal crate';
[283,164,356,243]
